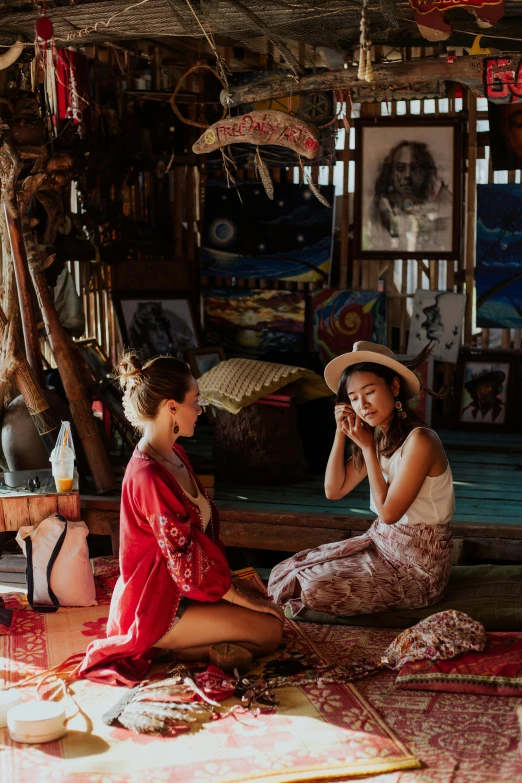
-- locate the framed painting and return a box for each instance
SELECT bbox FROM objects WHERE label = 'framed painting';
[396,353,434,426]
[354,118,462,260]
[203,288,306,357]
[113,292,201,360]
[476,184,522,329]
[201,180,335,284]
[186,347,226,379]
[407,289,466,365]
[312,289,386,364]
[454,350,519,433]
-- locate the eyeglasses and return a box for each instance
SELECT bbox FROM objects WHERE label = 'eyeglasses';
[197,395,210,408]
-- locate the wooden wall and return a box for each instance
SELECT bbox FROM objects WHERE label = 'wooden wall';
[62,49,522,364]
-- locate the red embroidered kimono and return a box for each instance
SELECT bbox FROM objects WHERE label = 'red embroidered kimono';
[78,445,231,685]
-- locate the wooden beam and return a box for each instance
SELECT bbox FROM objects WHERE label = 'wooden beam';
[221,55,514,107]
[464,90,477,346]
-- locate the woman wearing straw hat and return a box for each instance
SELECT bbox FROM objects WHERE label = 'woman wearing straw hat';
[268,342,455,619]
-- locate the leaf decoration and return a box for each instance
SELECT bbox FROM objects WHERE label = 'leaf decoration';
[255,147,274,200]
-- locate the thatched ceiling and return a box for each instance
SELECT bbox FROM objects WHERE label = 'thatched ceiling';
[0,0,521,51]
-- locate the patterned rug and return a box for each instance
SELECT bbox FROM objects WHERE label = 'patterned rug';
[0,602,419,783]
[305,624,522,783]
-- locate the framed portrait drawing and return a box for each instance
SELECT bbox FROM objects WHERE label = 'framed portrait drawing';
[113,292,201,360]
[454,350,519,433]
[186,347,225,379]
[407,289,466,365]
[354,118,462,260]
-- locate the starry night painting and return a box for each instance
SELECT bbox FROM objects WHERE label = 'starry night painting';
[201,180,335,283]
[476,184,522,329]
[203,288,305,356]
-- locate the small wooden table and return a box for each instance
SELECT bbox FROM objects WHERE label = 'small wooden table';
[0,468,80,532]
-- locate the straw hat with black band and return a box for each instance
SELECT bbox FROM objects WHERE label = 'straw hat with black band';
[324,341,436,400]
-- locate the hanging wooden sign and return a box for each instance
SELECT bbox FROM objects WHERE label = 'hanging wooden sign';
[192,110,320,160]
[409,0,504,42]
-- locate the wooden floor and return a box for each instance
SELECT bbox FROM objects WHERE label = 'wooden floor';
[80,429,522,561]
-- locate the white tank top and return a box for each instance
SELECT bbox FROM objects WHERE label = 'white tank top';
[369,427,455,526]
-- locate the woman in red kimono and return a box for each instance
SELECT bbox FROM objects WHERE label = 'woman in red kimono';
[79,352,284,685]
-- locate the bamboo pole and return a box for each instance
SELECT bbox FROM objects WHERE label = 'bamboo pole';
[464,91,477,346]
[0,305,57,454]
[0,134,46,387]
[23,220,116,494]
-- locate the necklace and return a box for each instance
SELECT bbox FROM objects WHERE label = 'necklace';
[145,441,185,470]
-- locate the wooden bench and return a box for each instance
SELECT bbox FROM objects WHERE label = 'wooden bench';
[80,432,522,562]
[0,469,80,532]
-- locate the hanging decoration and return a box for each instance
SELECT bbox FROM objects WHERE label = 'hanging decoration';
[409,0,505,42]
[254,146,274,200]
[358,0,373,84]
[35,5,58,128]
[193,110,320,159]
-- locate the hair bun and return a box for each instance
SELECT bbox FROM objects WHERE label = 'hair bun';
[115,351,145,393]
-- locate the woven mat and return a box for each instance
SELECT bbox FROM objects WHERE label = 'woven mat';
[0,599,419,783]
[309,623,522,783]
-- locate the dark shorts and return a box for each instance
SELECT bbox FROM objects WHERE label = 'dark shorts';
[155,597,191,645]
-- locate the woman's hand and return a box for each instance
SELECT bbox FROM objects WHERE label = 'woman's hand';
[341,410,375,451]
[224,586,285,623]
[334,403,352,433]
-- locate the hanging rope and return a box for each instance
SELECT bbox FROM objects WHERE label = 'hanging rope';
[170,64,227,129]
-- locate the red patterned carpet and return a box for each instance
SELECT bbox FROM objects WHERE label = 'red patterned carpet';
[0,602,419,783]
[301,623,522,783]
[1,587,521,782]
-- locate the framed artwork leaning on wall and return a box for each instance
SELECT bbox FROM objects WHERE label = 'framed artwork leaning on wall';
[454,350,519,434]
[186,347,226,379]
[354,117,462,260]
[112,292,201,361]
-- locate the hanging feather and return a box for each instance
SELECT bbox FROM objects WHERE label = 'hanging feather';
[254,147,274,200]
[307,178,331,208]
[297,154,331,208]
[403,339,437,369]
[420,382,452,400]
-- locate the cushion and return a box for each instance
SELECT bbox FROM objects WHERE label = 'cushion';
[395,632,522,695]
[198,358,331,414]
[383,611,486,670]
[285,565,522,631]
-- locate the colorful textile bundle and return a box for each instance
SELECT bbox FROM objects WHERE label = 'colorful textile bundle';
[382,610,487,670]
[396,632,522,695]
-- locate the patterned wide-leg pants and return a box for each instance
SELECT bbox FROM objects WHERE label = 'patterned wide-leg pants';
[268,519,451,618]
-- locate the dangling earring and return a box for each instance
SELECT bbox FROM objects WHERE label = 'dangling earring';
[395,398,407,420]
[173,422,180,435]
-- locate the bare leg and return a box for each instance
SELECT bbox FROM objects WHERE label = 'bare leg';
[155,600,284,660]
